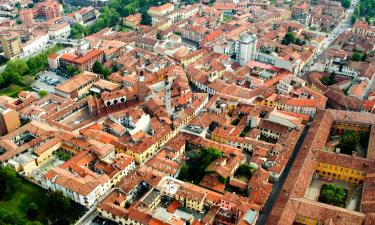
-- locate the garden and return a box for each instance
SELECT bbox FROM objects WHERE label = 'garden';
[318,184,348,208]
[336,130,369,155]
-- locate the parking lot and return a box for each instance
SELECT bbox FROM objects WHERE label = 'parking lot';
[32,71,67,93]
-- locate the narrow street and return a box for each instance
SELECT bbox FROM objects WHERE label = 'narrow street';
[299,0,357,78]
[256,123,311,225]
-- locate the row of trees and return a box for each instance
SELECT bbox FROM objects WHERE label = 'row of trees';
[0,45,63,89]
[351,0,374,24]
[70,0,169,39]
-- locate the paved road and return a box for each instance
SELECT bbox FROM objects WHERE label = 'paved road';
[299,0,357,77]
[256,123,311,225]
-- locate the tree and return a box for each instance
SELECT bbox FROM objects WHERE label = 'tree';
[70,24,87,39]
[352,52,362,61]
[351,15,357,24]
[179,147,223,183]
[66,65,79,76]
[0,166,18,192]
[5,59,29,75]
[112,64,120,72]
[15,2,21,9]
[319,184,347,208]
[341,0,351,9]
[281,32,300,45]
[92,61,110,77]
[93,61,103,75]
[26,203,39,220]
[359,131,370,148]
[38,90,48,98]
[49,191,71,212]
[0,208,24,225]
[337,130,360,155]
[0,176,5,199]
[26,222,43,225]
[235,164,256,179]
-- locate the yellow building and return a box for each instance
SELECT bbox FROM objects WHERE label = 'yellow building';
[331,121,370,135]
[180,49,207,68]
[315,162,366,184]
[295,215,323,225]
[256,98,285,110]
[0,31,22,59]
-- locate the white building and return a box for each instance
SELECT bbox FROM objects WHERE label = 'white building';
[237,33,257,66]
[267,110,302,129]
[22,33,49,58]
[42,152,136,208]
[48,22,71,39]
[255,52,298,75]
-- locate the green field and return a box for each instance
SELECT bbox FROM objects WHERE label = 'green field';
[0,84,25,97]
[0,176,83,225]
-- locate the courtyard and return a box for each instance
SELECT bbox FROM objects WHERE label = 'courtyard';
[304,177,361,211]
[59,107,93,127]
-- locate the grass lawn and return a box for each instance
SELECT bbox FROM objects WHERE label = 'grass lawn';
[0,84,25,97]
[0,177,83,224]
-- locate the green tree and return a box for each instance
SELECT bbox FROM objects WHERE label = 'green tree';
[352,52,362,61]
[342,0,351,9]
[351,15,358,24]
[179,147,223,183]
[0,166,18,191]
[93,61,103,74]
[70,24,87,39]
[281,32,299,45]
[235,164,256,179]
[38,90,48,98]
[112,64,120,72]
[0,176,5,198]
[49,191,71,212]
[26,222,43,225]
[67,65,79,76]
[338,130,360,154]
[359,131,370,148]
[26,202,39,220]
[93,61,110,77]
[15,2,21,9]
[319,184,347,208]
[0,208,24,225]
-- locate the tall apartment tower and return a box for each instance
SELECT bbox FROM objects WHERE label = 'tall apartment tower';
[237,33,257,66]
[0,31,23,59]
[0,108,21,135]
